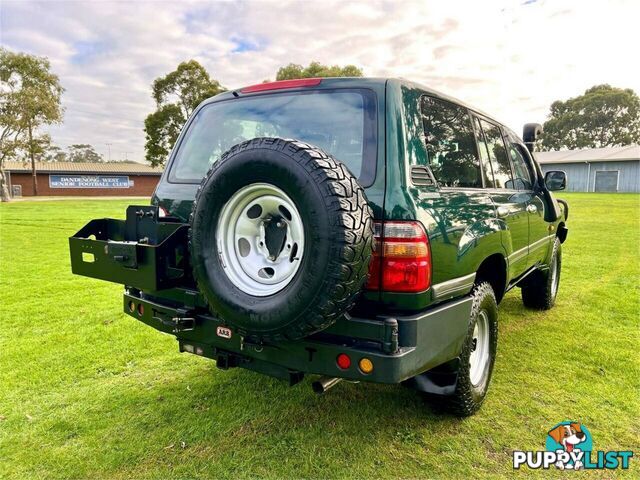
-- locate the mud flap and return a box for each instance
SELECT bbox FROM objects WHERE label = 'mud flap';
[403,360,460,395]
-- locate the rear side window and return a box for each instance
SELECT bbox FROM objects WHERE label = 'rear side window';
[479,119,513,189]
[421,96,482,188]
[508,143,533,190]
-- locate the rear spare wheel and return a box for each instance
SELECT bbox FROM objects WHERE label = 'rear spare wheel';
[189,137,374,342]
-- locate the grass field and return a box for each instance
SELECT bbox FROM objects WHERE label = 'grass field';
[1,193,639,478]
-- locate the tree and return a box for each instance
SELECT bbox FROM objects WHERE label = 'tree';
[28,133,52,164]
[541,85,640,150]
[67,144,103,163]
[0,48,63,200]
[275,61,363,81]
[144,104,184,168]
[43,143,67,162]
[144,60,225,167]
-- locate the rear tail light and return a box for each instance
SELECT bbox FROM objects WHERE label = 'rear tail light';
[366,221,431,293]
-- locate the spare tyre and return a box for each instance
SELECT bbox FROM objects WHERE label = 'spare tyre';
[189,137,374,342]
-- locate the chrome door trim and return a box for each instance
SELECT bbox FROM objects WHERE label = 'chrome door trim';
[432,272,477,300]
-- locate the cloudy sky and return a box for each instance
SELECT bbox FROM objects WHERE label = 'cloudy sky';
[2,0,638,162]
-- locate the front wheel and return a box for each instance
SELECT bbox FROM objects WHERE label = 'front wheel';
[521,237,562,310]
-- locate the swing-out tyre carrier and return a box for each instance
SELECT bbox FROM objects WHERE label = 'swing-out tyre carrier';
[69,203,471,385]
[70,77,568,416]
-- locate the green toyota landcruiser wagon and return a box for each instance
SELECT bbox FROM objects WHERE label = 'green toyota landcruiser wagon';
[70,77,568,416]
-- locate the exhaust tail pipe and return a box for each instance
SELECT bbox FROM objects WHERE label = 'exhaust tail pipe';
[312,376,342,394]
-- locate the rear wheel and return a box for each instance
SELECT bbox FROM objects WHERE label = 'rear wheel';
[424,282,498,417]
[521,237,561,310]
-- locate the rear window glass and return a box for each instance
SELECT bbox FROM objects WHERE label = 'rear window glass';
[169,89,376,183]
[421,96,482,188]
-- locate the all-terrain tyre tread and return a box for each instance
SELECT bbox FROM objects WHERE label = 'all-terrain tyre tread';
[521,238,561,310]
[428,281,498,417]
[188,137,374,343]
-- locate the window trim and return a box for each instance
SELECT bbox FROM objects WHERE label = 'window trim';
[165,87,379,187]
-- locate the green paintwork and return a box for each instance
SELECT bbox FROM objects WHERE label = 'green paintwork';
[70,77,568,385]
[376,79,566,310]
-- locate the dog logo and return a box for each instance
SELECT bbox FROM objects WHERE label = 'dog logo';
[513,421,633,470]
[546,422,590,469]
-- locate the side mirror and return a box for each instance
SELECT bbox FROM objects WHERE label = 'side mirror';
[545,170,567,191]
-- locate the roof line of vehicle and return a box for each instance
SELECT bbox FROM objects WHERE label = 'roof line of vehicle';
[198,76,516,136]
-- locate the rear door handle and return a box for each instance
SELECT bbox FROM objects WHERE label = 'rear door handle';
[526,204,538,213]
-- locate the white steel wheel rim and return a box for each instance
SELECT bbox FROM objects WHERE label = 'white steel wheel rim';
[469,310,490,387]
[217,183,305,297]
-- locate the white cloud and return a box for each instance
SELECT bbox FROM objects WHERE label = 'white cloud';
[1,0,639,162]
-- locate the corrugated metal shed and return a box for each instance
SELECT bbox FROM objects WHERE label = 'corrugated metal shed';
[536,145,640,193]
[5,161,163,175]
[535,145,640,164]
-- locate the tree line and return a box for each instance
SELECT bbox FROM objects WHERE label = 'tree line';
[143,61,362,166]
[1,46,639,202]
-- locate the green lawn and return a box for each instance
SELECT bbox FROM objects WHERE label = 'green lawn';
[1,193,639,479]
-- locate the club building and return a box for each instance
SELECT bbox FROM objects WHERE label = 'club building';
[536,145,640,193]
[4,161,163,197]
[5,145,639,196]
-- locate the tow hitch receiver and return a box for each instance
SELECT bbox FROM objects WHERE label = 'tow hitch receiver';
[215,351,242,370]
